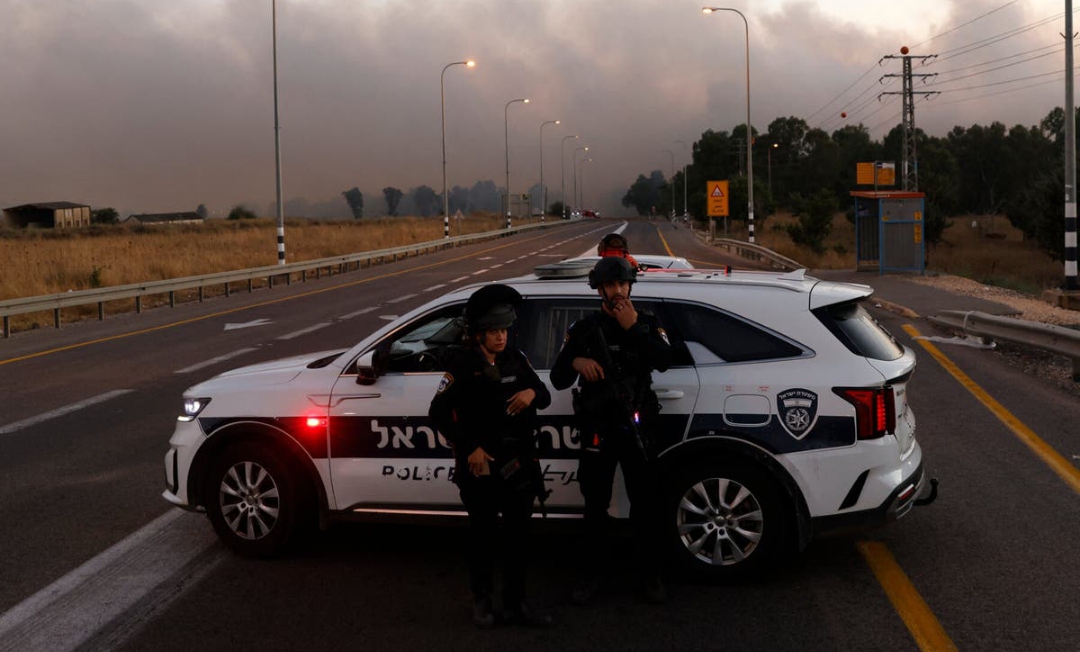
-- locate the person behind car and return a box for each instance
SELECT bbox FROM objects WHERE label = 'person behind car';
[597,232,640,269]
[428,283,554,629]
[550,257,673,605]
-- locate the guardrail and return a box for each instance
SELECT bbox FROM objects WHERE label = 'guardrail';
[710,238,803,271]
[0,220,570,338]
[928,310,1080,380]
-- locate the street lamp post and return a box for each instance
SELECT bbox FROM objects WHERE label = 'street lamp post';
[539,119,560,224]
[768,142,778,194]
[662,149,675,218]
[271,0,285,265]
[573,146,589,216]
[579,157,593,208]
[441,59,475,239]
[561,135,579,219]
[703,6,754,242]
[675,139,688,217]
[504,97,529,229]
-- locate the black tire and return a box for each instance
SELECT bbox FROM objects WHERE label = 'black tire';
[663,460,790,582]
[205,441,309,558]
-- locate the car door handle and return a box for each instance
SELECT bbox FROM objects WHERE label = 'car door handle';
[654,389,684,400]
[329,394,381,407]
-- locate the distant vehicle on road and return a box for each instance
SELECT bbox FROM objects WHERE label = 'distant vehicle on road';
[581,209,599,219]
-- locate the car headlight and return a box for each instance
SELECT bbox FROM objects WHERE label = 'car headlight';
[178,397,211,422]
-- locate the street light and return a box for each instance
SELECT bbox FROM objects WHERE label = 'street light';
[578,157,593,209]
[703,6,755,243]
[675,138,688,217]
[561,134,579,219]
[661,149,675,218]
[573,146,589,216]
[768,142,778,194]
[539,119,561,224]
[441,59,476,238]
[271,0,285,264]
[504,97,530,229]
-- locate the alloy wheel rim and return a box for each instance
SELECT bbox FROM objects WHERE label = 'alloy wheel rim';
[219,461,280,540]
[676,477,764,566]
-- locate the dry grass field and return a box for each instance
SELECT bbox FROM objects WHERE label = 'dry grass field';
[0,213,538,333]
[752,211,1064,295]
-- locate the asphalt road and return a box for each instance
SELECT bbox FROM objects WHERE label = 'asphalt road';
[1,217,1077,652]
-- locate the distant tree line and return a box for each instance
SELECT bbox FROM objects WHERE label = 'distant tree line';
[622,107,1080,259]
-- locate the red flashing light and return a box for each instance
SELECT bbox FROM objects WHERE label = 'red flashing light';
[306,417,327,428]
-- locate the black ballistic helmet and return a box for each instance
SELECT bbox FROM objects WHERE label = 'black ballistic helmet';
[588,256,637,289]
[599,232,629,251]
[465,283,522,332]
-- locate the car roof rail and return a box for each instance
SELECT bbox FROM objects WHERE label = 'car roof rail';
[533,259,594,279]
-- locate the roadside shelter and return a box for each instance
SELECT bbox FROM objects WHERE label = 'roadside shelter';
[851,191,926,274]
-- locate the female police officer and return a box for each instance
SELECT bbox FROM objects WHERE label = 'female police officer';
[428,283,553,628]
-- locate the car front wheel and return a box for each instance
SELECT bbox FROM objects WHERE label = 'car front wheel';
[206,441,307,558]
[665,461,788,581]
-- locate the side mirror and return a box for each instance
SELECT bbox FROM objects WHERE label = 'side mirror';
[355,350,380,385]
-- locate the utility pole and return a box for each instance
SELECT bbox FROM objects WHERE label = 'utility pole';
[881,48,936,191]
[1065,0,1078,291]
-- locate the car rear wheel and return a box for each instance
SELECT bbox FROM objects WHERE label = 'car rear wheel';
[665,461,788,581]
[206,441,307,558]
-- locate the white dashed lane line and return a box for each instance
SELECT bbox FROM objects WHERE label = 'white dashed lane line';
[276,322,332,341]
[340,306,377,319]
[386,293,418,304]
[449,276,470,283]
[174,348,259,374]
[423,284,446,292]
[471,269,489,276]
[0,390,134,436]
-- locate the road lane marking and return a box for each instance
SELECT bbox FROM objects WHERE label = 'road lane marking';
[276,322,331,341]
[340,306,377,319]
[0,390,134,436]
[656,226,675,256]
[223,318,271,331]
[0,226,594,367]
[489,263,502,269]
[0,509,222,652]
[471,269,489,275]
[904,324,1080,494]
[174,348,258,374]
[423,284,446,292]
[386,293,417,304]
[857,541,958,652]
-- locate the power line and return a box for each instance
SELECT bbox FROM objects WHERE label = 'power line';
[926,45,1068,86]
[911,0,1021,49]
[929,42,1061,76]
[932,68,1062,93]
[919,73,1072,108]
[805,62,880,122]
[924,10,1070,65]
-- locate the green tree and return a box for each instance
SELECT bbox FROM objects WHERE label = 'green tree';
[382,187,403,216]
[412,185,438,217]
[195,204,209,219]
[91,207,119,224]
[621,171,664,216]
[786,189,836,254]
[342,187,364,220]
[227,205,257,220]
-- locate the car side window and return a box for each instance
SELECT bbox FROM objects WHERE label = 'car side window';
[664,301,805,363]
[376,303,467,373]
[518,298,668,370]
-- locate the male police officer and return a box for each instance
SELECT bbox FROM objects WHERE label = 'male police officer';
[550,257,672,604]
[428,283,553,628]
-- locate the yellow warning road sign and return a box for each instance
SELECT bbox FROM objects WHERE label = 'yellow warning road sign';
[707,180,729,217]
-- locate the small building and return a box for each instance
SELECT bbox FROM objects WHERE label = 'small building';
[2,202,91,229]
[850,190,926,274]
[123,212,205,226]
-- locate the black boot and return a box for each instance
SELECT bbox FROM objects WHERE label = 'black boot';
[472,595,495,629]
[570,576,600,605]
[502,601,554,627]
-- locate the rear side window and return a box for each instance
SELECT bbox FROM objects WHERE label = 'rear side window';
[664,301,804,363]
[814,300,904,361]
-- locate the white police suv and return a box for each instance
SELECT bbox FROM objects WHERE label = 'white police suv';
[164,261,935,579]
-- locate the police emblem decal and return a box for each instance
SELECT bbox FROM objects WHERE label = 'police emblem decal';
[436,373,453,394]
[776,388,818,439]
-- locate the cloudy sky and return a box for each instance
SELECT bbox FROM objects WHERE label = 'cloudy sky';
[1,0,1073,217]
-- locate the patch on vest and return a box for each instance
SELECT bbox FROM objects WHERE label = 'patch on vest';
[777,388,818,439]
[436,373,454,394]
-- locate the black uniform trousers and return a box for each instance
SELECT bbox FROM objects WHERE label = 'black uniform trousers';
[458,475,535,606]
[577,423,662,576]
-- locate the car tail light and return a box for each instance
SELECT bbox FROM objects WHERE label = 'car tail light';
[833,387,896,439]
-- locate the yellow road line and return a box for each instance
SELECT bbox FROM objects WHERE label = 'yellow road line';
[903,324,1080,494]
[0,230,565,367]
[857,541,959,652]
[655,226,675,256]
